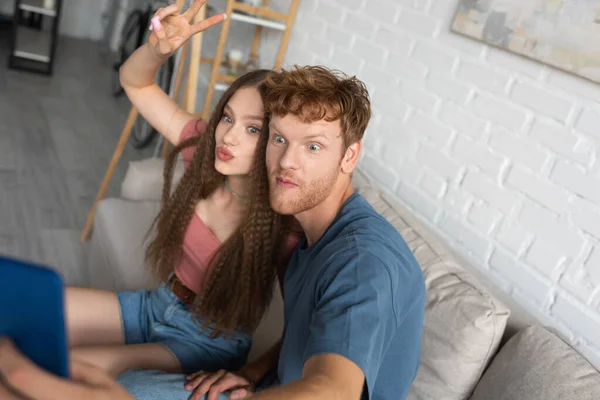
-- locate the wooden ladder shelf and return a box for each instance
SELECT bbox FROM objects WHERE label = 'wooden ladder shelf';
[201,0,300,119]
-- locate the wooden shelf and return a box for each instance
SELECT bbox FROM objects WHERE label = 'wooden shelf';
[230,11,286,31]
[232,3,288,21]
[199,69,230,93]
[19,0,57,17]
[201,0,299,119]
[216,73,237,83]
[215,82,229,92]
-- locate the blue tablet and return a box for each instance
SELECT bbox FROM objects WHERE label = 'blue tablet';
[0,256,69,378]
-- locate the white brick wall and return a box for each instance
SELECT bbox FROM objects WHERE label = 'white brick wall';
[511,81,575,124]
[452,135,505,176]
[505,165,570,214]
[283,0,600,367]
[426,72,471,104]
[576,108,600,138]
[406,112,453,145]
[456,61,511,94]
[467,201,501,236]
[488,127,549,172]
[530,120,592,166]
[417,144,461,179]
[495,220,532,256]
[472,93,528,131]
[439,102,487,139]
[412,41,457,73]
[551,161,600,202]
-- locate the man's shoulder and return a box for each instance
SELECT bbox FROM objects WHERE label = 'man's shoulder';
[318,198,420,278]
[333,194,409,256]
[315,228,425,325]
[337,193,399,235]
[314,193,424,291]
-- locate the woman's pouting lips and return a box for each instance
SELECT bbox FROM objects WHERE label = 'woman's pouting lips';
[216,146,234,162]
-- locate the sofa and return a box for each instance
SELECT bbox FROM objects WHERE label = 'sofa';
[85,157,600,400]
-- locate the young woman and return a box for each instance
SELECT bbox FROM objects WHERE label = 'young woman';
[65,0,299,378]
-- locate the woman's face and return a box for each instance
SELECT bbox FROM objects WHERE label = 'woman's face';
[214,87,264,176]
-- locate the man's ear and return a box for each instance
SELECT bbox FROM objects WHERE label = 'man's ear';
[341,140,361,175]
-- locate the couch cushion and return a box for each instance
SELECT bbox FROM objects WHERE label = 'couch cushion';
[121,157,184,202]
[470,325,600,400]
[248,286,284,363]
[87,198,160,291]
[359,185,510,400]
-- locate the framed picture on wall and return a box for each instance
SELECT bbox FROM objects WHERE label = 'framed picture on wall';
[451,0,600,83]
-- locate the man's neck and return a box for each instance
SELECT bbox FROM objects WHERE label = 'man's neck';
[295,180,355,247]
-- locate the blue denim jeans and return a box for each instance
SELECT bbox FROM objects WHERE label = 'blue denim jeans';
[118,284,251,374]
[118,370,229,400]
[118,369,278,400]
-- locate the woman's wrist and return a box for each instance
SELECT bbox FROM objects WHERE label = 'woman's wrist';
[144,42,171,64]
[120,43,169,89]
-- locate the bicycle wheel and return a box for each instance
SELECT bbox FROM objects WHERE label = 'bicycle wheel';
[129,58,175,149]
[159,57,175,96]
[130,113,156,149]
[111,62,124,97]
[112,11,144,97]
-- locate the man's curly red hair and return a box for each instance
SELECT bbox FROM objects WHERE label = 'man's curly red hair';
[264,65,372,150]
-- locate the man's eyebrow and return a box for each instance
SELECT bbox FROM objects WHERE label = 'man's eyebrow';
[246,115,264,122]
[269,122,282,133]
[304,134,330,142]
[267,125,330,142]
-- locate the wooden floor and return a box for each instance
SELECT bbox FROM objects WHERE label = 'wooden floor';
[0,30,153,285]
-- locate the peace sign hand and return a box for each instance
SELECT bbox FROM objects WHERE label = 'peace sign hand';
[148,0,226,58]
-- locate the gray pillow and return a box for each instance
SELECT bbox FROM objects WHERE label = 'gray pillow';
[470,325,600,400]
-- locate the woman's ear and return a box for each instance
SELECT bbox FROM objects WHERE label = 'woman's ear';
[341,140,362,175]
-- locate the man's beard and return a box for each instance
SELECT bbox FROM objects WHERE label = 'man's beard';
[269,167,339,215]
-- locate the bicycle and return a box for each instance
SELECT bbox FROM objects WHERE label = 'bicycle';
[112,0,175,149]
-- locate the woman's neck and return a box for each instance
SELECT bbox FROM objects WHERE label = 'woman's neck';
[225,175,248,200]
[209,175,248,212]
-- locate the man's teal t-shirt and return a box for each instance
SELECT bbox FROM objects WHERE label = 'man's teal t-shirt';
[277,193,426,400]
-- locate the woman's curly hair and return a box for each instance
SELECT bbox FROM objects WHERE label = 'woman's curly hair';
[145,69,292,335]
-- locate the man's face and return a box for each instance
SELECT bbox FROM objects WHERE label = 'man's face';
[266,114,345,215]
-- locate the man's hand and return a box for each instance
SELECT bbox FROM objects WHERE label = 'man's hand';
[0,338,133,400]
[249,353,365,400]
[185,369,255,400]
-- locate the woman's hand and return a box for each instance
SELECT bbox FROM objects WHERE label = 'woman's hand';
[148,0,226,59]
[185,369,255,400]
[0,338,134,400]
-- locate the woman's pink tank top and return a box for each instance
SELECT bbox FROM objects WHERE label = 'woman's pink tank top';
[173,119,301,294]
